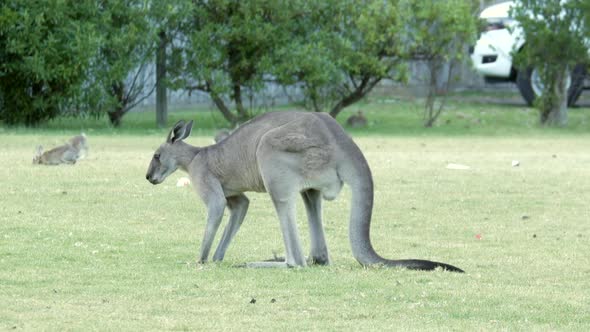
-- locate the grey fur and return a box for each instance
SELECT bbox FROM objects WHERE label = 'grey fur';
[213,129,232,143]
[33,134,88,165]
[146,112,463,272]
[68,134,89,159]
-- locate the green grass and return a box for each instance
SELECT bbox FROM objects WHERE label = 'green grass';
[1,97,590,330]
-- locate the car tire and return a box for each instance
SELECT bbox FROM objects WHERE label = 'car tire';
[516,64,586,107]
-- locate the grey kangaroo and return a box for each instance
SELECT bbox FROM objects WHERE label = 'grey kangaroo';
[33,134,88,165]
[346,110,368,128]
[68,134,89,159]
[146,112,463,272]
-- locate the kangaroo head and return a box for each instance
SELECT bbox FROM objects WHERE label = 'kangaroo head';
[146,120,193,185]
[32,145,44,164]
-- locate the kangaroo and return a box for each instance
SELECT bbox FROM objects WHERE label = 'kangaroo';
[33,144,79,165]
[146,112,463,272]
[213,129,232,143]
[68,133,89,159]
[33,134,88,165]
[346,110,368,128]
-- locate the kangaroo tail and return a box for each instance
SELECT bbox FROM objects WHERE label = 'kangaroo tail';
[314,111,463,273]
[341,141,464,273]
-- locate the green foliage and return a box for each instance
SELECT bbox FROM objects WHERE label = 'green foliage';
[170,0,292,124]
[167,0,587,126]
[0,0,100,125]
[511,0,589,126]
[398,0,478,64]
[278,0,406,117]
[169,0,412,122]
[397,0,479,127]
[0,0,157,127]
[87,0,156,127]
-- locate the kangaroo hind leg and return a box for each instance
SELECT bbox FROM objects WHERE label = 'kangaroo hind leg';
[243,191,304,269]
[256,144,307,267]
[270,190,306,267]
[301,189,330,265]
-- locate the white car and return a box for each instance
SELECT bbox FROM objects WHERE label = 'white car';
[470,1,588,106]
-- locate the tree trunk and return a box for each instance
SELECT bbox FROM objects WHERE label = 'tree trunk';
[307,82,322,112]
[210,90,238,125]
[423,59,451,128]
[232,83,249,122]
[423,60,438,127]
[108,108,124,127]
[329,77,381,118]
[108,81,126,127]
[156,31,168,129]
[540,68,568,126]
[424,92,436,128]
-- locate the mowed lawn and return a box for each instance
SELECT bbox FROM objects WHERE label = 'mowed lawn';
[1,105,590,330]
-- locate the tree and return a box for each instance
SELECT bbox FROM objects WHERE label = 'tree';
[170,0,293,125]
[89,0,156,127]
[511,0,589,126]
[398,0,479,127]
[171,0,409,123]
[275,0,406,118]
[581,1,590,63]
[0,1,159,127]
[155,30,168,128]
[149,0,192,128]
[0,1,100,126]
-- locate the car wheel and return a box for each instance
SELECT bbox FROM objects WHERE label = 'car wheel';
[516,64,586,107]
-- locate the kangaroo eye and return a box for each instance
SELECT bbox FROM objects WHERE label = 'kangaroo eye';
[154,154,160,160]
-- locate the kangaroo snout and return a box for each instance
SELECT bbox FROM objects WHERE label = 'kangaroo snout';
[146,173,161,185]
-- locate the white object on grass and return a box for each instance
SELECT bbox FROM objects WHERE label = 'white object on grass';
[512,160,520,167]
[176,177,191,187]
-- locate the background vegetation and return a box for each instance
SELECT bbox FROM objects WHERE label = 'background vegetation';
[511,0,590,126]
[3,0,483,126]
[3,0,589,128]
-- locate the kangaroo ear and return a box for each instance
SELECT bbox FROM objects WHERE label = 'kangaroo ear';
[167,120,185,143]
[167,120,193,143]
[35,145,43,156]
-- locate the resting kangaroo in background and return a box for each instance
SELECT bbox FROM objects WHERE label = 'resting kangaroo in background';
[33,134,88,165]
[346,110,368,128]
[146,112,463,272]
[33,144,79,165]
[68,134,89,159]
